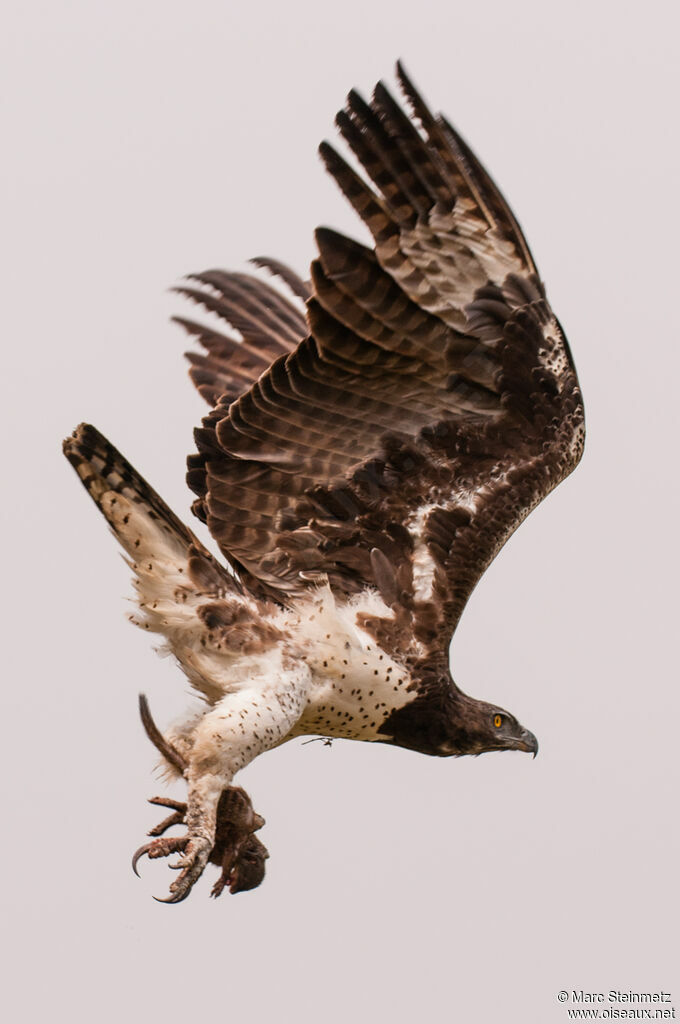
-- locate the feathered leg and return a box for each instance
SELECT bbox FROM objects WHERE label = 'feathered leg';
[158,679,306,902]
[134,686,307,902]
[133,696,271,900]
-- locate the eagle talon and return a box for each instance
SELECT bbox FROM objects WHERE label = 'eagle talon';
[131,843,151,878]
[139,796,190,839]
[164,835,213,902]
[153,892,188,905]
[132,835,189,877]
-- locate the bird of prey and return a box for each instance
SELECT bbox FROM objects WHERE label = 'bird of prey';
[63,63,584,903]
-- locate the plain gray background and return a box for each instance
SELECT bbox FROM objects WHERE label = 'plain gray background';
[2,1,678,1021]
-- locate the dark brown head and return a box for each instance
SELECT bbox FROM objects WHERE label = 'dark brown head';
[438,694,539,758]
[378,678,538,759]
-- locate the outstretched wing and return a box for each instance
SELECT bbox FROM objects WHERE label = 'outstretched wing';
[183,64,584,662]
[176,259,309,407]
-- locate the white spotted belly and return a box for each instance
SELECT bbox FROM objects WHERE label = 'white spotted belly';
[281,585,415,742]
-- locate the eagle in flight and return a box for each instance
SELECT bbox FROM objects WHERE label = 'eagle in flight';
[63,64,584,902]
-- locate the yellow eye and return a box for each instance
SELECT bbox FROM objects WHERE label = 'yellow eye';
[493,714,502,728]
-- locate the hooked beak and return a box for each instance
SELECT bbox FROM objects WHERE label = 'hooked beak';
[518,728,539,758]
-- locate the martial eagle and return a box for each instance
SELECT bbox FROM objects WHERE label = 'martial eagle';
[63,64,584,902]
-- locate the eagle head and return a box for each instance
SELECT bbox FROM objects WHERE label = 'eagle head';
[442,696,539,758]
[379,680,539,759]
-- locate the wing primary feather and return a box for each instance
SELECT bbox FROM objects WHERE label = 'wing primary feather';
[212,271,306,338]
[318,140,396,243]
[250,256,312,301]
[438,115,537,274]
[343,90,431,218]
[371,80,451,206]
[183,273,302,348]
[394,60,496,230]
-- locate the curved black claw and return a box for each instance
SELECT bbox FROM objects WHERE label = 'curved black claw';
[132,842,152,878]
[131,795,189,877]
[131,835,189,878]
[153,890,191,905]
